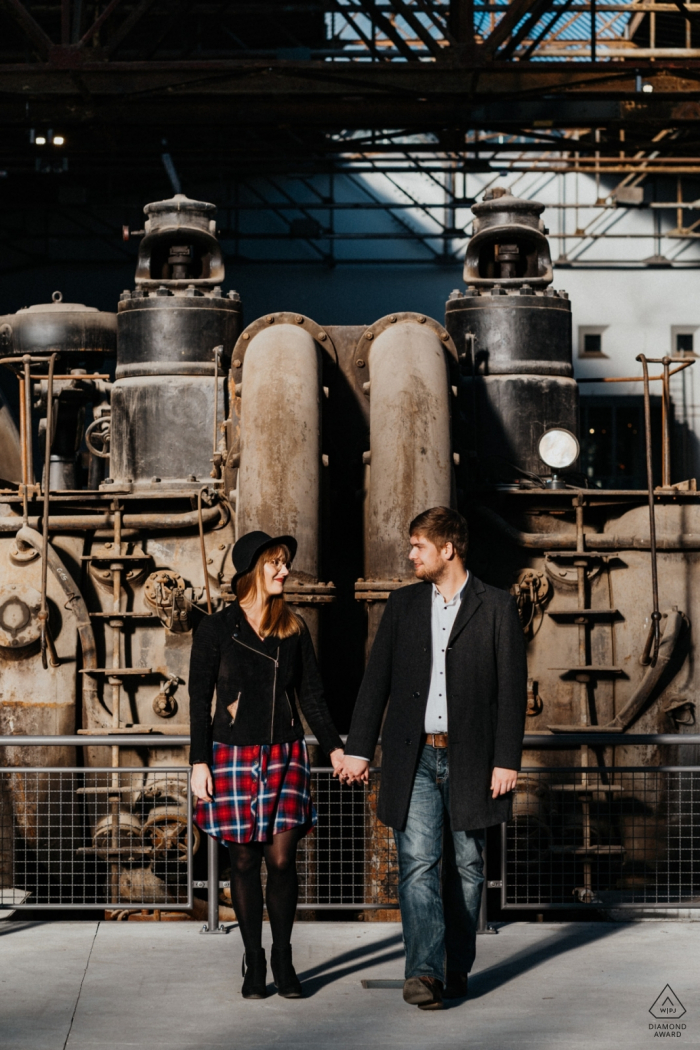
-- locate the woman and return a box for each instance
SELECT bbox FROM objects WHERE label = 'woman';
[189,530,345,1000]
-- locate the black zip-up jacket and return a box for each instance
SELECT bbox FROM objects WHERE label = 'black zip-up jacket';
[188,602,343,765]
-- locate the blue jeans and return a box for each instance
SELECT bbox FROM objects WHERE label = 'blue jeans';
[394,742,485,983]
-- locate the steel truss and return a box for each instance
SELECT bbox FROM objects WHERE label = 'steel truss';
[2,1,700,266]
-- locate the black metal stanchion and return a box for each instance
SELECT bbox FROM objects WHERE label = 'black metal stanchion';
[200,833,228,934]
[477,842,498,935]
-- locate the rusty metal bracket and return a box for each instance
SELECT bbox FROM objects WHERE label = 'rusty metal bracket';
[355,578,418,601]
[284,581,336,605]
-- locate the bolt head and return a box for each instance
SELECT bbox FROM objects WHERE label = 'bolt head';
[266,315,274,323]
[242,333,250,340]
[364,331,374,340]
[296,316,304,324]
[418,316,426,323]
[318,332,327,341]
[232,359,242,368]
[356,359,365,368]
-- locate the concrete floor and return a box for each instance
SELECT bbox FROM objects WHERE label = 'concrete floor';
[0,919,697,1049]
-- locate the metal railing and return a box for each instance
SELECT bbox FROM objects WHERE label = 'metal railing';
[0,766,193,910]
[504,766,700,910]
[4,733,700,923]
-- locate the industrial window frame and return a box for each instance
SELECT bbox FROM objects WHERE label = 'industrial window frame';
[671,325,699,358]
[578,325,609,359]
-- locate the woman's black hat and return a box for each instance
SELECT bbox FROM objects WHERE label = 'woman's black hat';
[231,530,297,590]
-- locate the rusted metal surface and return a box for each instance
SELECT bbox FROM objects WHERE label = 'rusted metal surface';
[2,187,700,918]
[363,317,454,585]
[236,320,322,579]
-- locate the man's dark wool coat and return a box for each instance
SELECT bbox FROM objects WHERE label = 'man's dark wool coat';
[345,573,528,832]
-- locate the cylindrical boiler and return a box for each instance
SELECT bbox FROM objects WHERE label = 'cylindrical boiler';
[0,293,116,490]
[445,189,578,484]
[109,194,242,491]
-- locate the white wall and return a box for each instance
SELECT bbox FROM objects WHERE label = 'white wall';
[558,266,700,480]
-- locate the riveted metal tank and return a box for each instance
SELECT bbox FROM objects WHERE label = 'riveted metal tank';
[0,291,116,490]
[109,195,242,491]
[445,188,578,483]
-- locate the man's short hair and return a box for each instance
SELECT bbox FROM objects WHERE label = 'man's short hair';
[409,506,469,563]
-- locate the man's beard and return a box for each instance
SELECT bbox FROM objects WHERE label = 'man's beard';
[413,561,448,585]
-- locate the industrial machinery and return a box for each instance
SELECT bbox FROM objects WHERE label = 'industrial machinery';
[0,188,698,914]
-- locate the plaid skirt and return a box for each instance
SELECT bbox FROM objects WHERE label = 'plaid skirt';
[194,738,316,844]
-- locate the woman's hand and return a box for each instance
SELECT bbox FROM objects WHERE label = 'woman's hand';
[191,762,214,802]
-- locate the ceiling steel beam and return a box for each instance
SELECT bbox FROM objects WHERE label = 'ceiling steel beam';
[480,0,543,56]
[0,0,54,60]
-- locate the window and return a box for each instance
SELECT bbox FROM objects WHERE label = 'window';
[580,396,663,489]
[578,326,608,358]
[676,332,694,356]
[672,326,698,358]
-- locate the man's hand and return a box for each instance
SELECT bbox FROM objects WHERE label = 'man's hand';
[491,767,518,798]
[329,749,345,776]
[191,762,214,802]
[334,756,370,784]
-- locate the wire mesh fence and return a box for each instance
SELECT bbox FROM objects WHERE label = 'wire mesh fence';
[7,761,700,912]
[504,768,700,909]
[295,770,397,908]
[0,768,193,909]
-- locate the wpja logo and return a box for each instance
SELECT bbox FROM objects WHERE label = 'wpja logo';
[649,985,687,1038]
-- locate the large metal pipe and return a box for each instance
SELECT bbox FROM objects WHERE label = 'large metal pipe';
[473,504,700,551]
[236,323,321,580]
[365,320,453,580]
[2,733,700,749]
[0,506,222,532]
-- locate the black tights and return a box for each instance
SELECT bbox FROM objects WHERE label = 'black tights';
[227,828,301,955]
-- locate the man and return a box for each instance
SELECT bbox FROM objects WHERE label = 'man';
[336,506,527,1011]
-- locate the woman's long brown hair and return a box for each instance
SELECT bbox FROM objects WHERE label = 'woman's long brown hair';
[235,543,302,639]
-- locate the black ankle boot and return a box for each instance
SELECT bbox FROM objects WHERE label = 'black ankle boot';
[241,949,267,999]
[270,945,303,998]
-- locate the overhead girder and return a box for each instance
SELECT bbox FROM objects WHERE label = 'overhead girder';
[0,63,699,130]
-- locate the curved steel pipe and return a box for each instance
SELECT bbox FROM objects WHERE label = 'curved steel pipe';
[237,322,321,578]
[15,525,101,725]
[366,321,452,579]
[606,610,685,731]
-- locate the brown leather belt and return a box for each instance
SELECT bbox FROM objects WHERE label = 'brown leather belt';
[425,733,448,749]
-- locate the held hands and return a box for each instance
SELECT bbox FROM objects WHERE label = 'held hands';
[191,762,214,802]
[491,767,518,798]
[332,753,370,785]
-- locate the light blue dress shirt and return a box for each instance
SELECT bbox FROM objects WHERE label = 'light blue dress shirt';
[346,574,468,760]
[423,577,468,734]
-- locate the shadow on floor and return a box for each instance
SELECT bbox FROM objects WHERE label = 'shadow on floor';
[298,932,405,996]
[0,919,58,938]
[468,922,624,1000]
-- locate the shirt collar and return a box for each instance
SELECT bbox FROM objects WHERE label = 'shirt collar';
[432,572,469,608]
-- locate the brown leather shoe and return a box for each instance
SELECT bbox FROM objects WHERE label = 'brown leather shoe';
[443,972,468,1000]
[402,976,444,1010]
